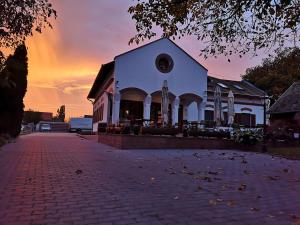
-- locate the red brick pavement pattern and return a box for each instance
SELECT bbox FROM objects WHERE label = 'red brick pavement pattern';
[0,133,299,225]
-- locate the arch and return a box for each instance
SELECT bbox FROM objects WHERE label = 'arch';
[151,90,176,103]
[241,107,253,113]
[179,93,202,106]
[119,87,148,102]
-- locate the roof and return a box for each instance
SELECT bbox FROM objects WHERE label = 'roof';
[207,76,266,97]
[267,81,300,114]
[115,37,208,71]
[87,61,115,99]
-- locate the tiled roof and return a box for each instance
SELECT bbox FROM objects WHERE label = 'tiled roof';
[267,81,300,114]
[207,76,266,97]
[87,61,115,99]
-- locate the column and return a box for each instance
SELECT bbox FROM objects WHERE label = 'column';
[172,97,180,125]
[112,92,121,124]
[183,105,189,121]
[143,95,152,122]
[197,101,206,123]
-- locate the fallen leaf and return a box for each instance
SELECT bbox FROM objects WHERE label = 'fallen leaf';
[201,176,212,182]
[75,169,83,175]
[268,214,275,218]
[238,184,247,191]
[250,207,260,212]
[267,176,279,181]
[173,196,179,200]
[283,168,289,173]
[227,200,237,207]
[197,186,203,191]
[243,170,250,175]
[209,200,217,206]
[241,160,248,164]
[182,170,194,175]
[208,171,218,175]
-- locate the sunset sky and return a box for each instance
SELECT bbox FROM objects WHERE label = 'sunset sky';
[24,0,268,119]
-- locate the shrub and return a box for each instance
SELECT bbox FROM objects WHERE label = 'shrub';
[232,129,263,145]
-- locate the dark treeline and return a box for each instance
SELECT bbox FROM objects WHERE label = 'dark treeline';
[242,48,300,101]
[0,45,28,137]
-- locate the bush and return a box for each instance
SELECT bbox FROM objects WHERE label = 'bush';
[232,129,263,145]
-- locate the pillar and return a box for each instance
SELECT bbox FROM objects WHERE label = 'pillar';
[143,95,152,122]
[172,97,180,125]
[112,92,121,124]
[197,101,206,123]
[183,105,189,121]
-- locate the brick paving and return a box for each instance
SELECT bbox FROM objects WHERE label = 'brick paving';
[0,133,299,225]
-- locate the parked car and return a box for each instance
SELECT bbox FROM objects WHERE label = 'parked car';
[69,118,92,133]
[40,123,51,132]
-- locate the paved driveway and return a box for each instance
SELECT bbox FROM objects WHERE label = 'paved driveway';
[0,133,299,225]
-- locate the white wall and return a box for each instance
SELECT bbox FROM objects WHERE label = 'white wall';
[114,38,207,102]
[206,101,264,125]
[92,83,114,132]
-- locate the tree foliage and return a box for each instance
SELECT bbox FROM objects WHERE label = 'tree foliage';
[242,47,300,100]
[53,105,65,122]
[128,0,300,58]
[0,44,28,137]
[0,0,56,70]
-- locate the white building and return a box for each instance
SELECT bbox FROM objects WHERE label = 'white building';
[88,38,266,132]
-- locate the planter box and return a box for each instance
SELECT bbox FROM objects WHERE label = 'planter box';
[98,133,260,150]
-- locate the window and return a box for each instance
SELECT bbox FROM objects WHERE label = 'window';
[93,104,104,123]
[205,110,214,121]
[155,54,174,73]
[235,113,256,127]
[234,84,244,90]
[217,83,228,88]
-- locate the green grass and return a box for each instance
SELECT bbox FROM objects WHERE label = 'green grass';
[268,147,300,160]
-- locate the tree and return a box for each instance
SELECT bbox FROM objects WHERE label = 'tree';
[242,47,300,101]
[53,105,65,122]
[0,0,56,70]
[128,0,300,58]
[0,44,28,137]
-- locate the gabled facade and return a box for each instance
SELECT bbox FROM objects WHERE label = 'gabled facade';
[267,81,300,127]
[88,38,266,132]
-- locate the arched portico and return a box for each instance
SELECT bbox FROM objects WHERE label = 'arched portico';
[119,88,148,122]
[179,93,205,123]
[150,91,176,125]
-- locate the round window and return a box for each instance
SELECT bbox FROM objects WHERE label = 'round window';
[155,54,174,73]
